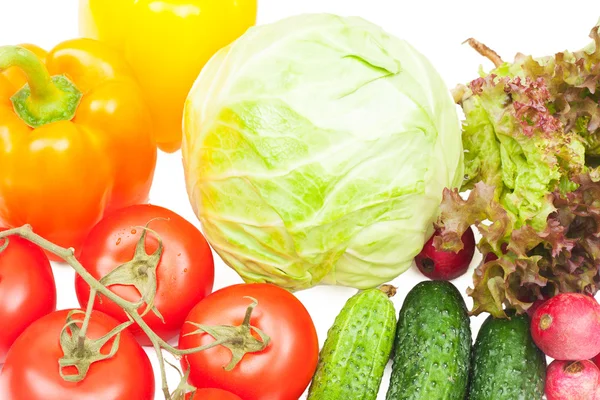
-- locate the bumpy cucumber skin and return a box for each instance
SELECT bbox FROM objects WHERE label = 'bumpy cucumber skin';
[307,288,397,400]
[386,281,471,400]
[468,313,546,400]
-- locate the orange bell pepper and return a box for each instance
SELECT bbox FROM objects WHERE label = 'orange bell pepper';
[0,39,157,258]
[79,0,257,152]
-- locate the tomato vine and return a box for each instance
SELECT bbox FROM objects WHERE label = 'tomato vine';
[0,224,269,400]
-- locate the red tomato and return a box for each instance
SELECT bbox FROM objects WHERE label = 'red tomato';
[0,230,56,363]
[179,283,319,400]
[0,309,154,399]
[75,204,214,345]
[186,389,242,399]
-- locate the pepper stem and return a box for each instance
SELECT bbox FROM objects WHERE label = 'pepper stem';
[0,45,82,128]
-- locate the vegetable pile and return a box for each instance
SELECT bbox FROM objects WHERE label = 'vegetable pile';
[309,280,546,400]
[3,2,600,399]
[437,21,600,317]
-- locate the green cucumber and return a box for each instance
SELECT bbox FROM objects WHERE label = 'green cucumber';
[307,286,397,400]
[386,280,471,400]
[468,312,546,400]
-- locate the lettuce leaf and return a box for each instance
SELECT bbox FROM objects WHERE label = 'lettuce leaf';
[440,21,600,317]
[460,74,586,232]
[438,176,600,318]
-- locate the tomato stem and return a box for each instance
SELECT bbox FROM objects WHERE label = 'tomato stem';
[58,310,133,383]
[0,237,8,254]
[182,296,271,371]
[241,296,256,325]
[78,288,97,353]
[0,46,82,128]
[166,358,198,399]
[98,223,165,322]
[152,340,171,399]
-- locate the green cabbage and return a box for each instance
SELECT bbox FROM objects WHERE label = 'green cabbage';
[182,14,463,290]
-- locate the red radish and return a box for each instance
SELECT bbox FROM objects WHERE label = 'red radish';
[531,293,600,360]
[545,360,600,400]
[415,227,475,280]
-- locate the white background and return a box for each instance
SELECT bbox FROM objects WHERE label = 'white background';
[0,1,598,399]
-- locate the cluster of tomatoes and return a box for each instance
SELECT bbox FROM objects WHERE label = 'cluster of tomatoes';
[0,204,319,400]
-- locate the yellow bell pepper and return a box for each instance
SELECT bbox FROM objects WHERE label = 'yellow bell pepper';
[79,0,257,152]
